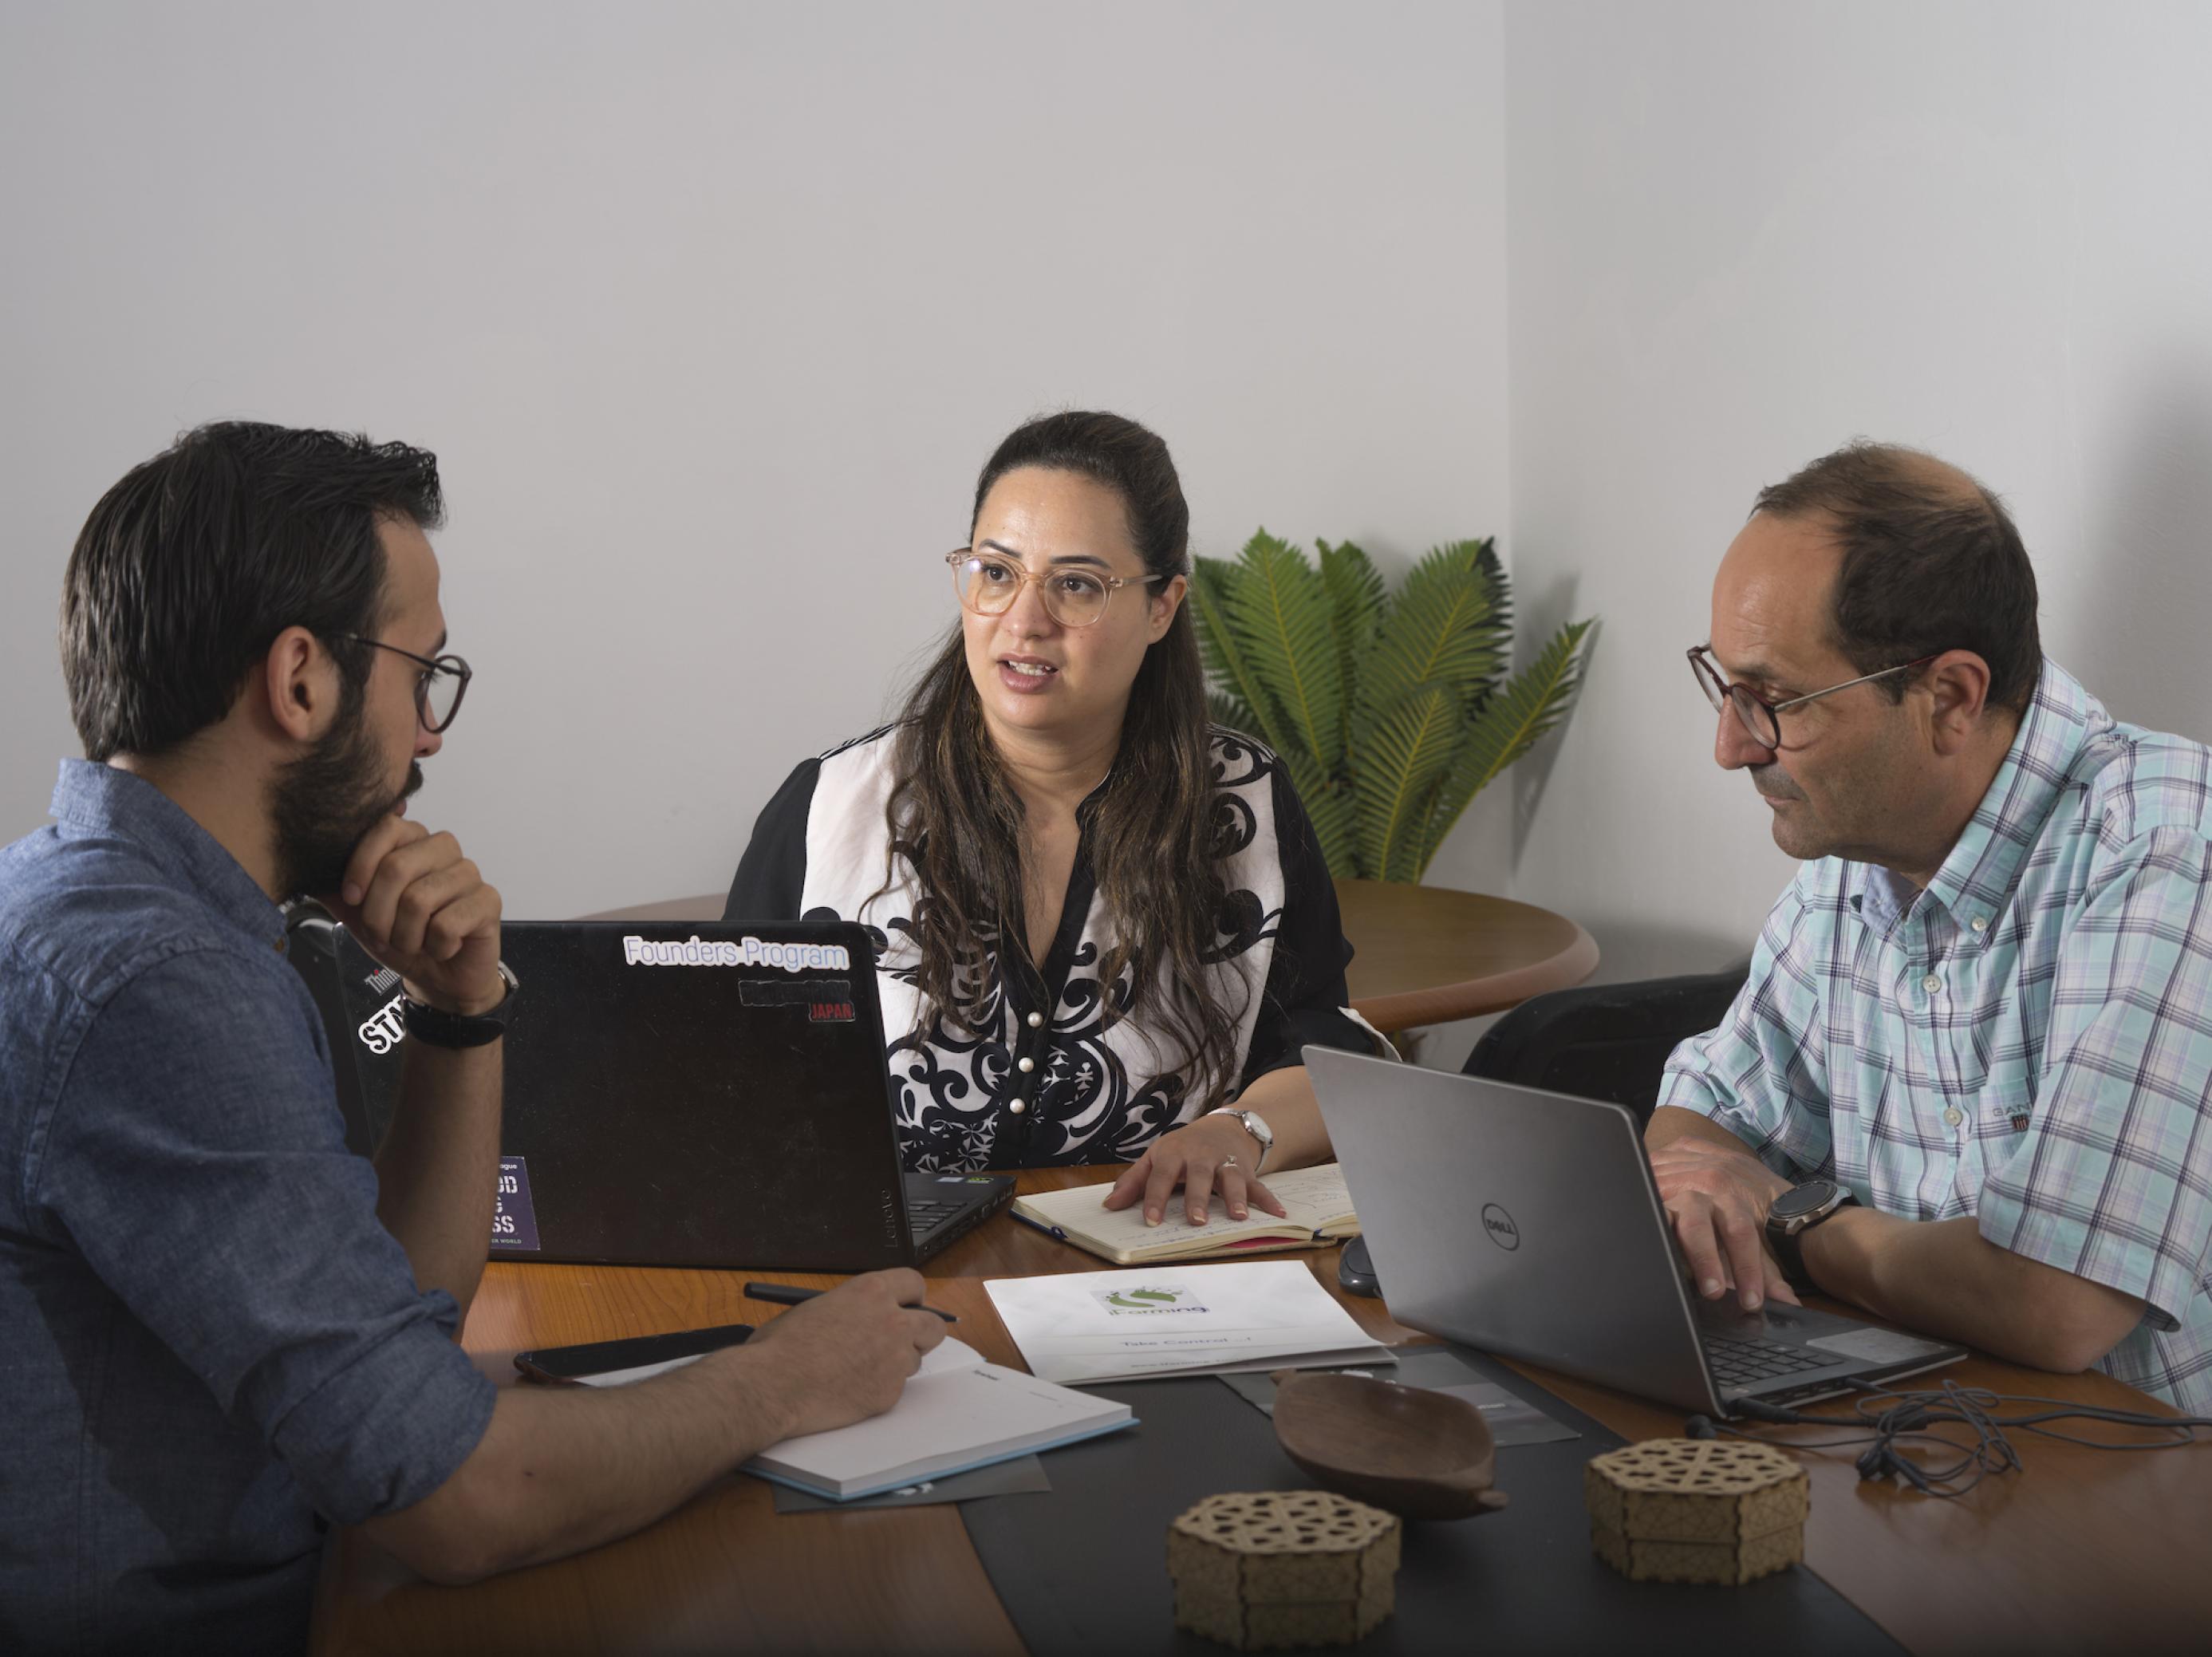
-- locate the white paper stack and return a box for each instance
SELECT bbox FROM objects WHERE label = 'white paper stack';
[739,1338,1134,1501]
[985,1261,1395,1385]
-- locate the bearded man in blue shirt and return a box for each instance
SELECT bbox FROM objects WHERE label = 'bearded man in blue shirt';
[1653,441,2212,1416]
[0,423,945,1655]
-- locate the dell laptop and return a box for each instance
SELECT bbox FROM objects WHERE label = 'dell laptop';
[298,915,1012,1272]
[1304,1047,1964,1414]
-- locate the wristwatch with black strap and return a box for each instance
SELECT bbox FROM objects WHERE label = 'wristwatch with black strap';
[402,961,522,1049]
[1764,1177,1859,1288]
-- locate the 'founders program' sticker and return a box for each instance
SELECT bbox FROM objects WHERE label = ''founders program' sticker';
[492,1155,541,1252]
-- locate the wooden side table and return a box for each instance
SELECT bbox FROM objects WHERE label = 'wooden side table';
[1334,879,1598,1034]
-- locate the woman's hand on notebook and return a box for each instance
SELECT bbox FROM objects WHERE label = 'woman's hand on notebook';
[744,1268,949,1439]
[1102,1115,1288,1229]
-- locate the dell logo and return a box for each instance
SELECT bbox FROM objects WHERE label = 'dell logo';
[1481,1203,1520,1250]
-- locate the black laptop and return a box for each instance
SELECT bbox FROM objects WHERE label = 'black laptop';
[294,915,1012,1272]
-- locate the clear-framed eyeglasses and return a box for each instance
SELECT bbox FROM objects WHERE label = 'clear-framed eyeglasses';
[1688,644,1938,751]
[946,548,1167,629]
[336,634,473,733]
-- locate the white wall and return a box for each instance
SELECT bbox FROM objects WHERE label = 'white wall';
[23,0,2205,1013]
[1503,0,2212,981]
[0,1,1512,917]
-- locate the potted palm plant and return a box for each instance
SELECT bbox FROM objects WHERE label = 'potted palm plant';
[1191,532,1591,882]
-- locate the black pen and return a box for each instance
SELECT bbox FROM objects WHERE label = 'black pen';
[743,1280,959,1324]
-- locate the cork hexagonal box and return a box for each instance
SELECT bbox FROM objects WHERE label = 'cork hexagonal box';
[1166,1490,1402,1650]
[1584,1439,1808,1586]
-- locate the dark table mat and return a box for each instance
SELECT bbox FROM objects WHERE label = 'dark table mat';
[960,1346,1902,1656]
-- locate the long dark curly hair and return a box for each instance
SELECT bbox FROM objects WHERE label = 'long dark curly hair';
[881,411,1244,1102]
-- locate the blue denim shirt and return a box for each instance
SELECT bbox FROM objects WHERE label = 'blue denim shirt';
[1,762,496,1655]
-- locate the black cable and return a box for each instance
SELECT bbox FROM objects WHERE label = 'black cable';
[1684,1379,2212,1501]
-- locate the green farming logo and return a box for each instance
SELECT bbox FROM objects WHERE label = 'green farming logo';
[1091,1283,1206,1316]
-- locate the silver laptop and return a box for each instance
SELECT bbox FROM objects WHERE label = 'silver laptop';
[1305,1047,1964,1414]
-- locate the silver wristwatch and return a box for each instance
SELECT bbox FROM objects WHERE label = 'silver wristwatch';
[1208,1107,1274,1175]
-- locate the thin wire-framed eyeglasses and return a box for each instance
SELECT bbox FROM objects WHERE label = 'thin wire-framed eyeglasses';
[336,634,473,733]
[1688,644,1938,750]
[947,548,1167,629]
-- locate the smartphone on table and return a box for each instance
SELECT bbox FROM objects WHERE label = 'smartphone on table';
[514,1322,754,1386]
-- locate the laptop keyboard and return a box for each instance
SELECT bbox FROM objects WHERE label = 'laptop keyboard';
[1704,1334,1837,1389]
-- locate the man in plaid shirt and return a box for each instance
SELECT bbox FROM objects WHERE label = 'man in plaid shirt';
[1654,442,2212,1414]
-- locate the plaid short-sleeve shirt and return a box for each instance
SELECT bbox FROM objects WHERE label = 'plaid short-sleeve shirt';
[1660,660,2212,1415]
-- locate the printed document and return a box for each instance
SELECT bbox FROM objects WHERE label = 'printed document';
[985,1260,1394,1385]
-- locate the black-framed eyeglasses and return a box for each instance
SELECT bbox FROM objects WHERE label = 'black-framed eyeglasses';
[946,547,1168,629]
[1688,644,1938,751]
[336,634,473,733]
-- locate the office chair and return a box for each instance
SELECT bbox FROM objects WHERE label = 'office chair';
[1459,962,1752,1127]
[1336,962,1751,1297]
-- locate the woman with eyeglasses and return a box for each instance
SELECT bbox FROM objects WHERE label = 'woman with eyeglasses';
[724,411,1378,1228]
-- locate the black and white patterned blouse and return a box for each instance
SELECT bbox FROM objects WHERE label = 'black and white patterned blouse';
[724,725,1378,1172]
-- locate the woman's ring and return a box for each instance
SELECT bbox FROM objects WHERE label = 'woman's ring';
[1222,1156,1239,1169]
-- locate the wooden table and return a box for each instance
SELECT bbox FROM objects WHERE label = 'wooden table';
[314,1169,2210,1656]
[586,882,1600,1036]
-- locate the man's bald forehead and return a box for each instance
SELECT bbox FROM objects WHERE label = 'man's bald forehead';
[1867,447,1983,507]
[1754,441,1997,524]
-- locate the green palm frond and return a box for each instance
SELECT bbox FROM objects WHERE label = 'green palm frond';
[1206,689,1264,740]
[1287,752,1356,875]
[1353,684,1462,882]
[1190,556,1295,758]
[1358,539,1508,720]
[1316,538,1385,752]
[1194,523,1594,882]
[1414,619,1594,877]
[1464,542,1514,715]
[1224,531,1345,773]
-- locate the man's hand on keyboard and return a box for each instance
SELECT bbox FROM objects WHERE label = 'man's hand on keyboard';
[1649,1138,1800,1312]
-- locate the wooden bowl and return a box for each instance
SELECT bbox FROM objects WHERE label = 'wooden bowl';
[1270,1368,1510,1521]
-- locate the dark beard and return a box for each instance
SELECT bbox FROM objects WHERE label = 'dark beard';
[269,696,420,901]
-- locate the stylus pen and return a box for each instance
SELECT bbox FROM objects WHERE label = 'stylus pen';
[743,1280,959,1323]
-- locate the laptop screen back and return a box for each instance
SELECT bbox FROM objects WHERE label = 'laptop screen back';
[330,919,918,1272]
[1306,1047,1720,1411]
